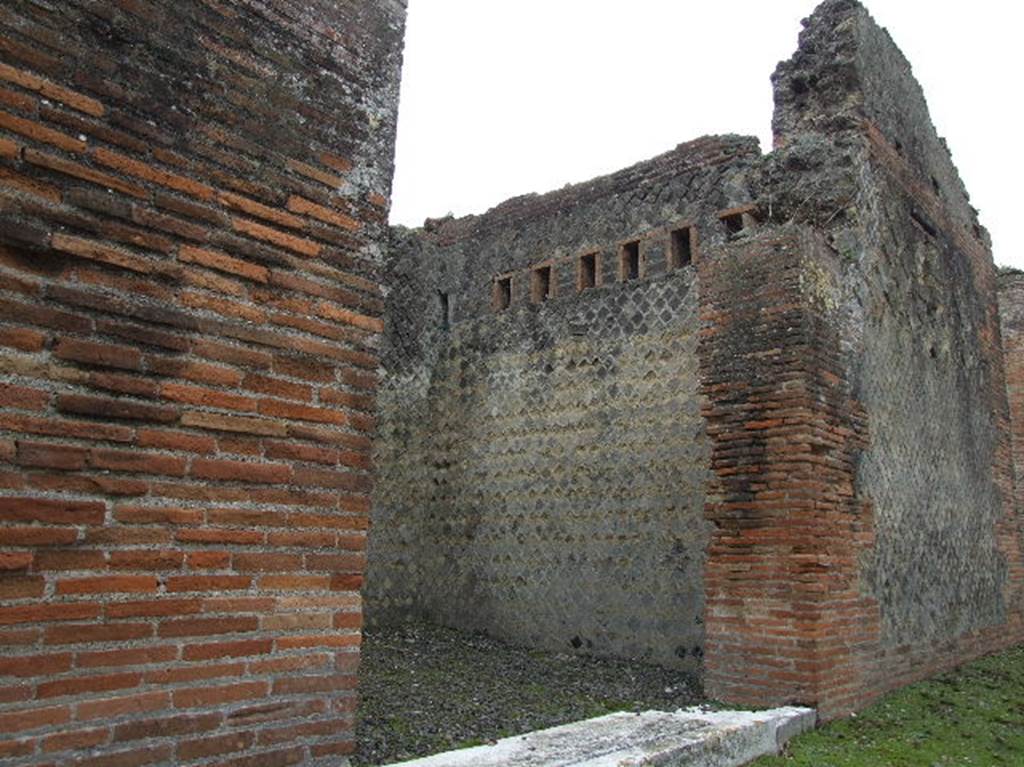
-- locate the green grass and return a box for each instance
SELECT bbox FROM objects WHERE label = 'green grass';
[752,645,1024,767]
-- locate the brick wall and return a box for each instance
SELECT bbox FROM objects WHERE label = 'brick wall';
[700,0,1024,716]
[0,1,405,763]
[697,227,877,718]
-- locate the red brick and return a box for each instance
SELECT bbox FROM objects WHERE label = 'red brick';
[0,684,32,704]
[57,394,179,423]
[272,673,357,695]
[232,553,302,572]
[260,575,331,591]
[54,337,143,370]
[178,731,256,761]
[76,691,171,721]
[0,653,72,678]
[38,672,141,699]
[275,634,360,650]
[180,411,286,437]
[191,458,292,484]
[261,613,331,631]
[334,612,364,630]
[320,152,353,174]
[0,601,100,626]
[57,576,159,595]
[187,551,231,569]
[0,705,69,734]
[267,530,335,548]
[0,383,50,411]
[113,712,222,742]
[176,528,263,545]
[0,552,33,571]
[311,739,356,758]
[0,577,45,600]
[0,738,34,759]
[178,244,268,283]
[182,639,273,662]
[33,549,106,571]
[0,62,103,116]
[219,191,302,229]
[158,616,258,638]
[90,449,187,476]
[0,108,85,152]
[258,399,347,425]
[93,147,214,200]
[136,428,217,454]
[216,746,306,767]
[0,413,134,444]
[287,158,344,188]
[0,528,76,548]
[14,441,87,470]
[108,550,184,570]
[25,149,148,199]
[161,383,257,412]
[329,569,366,593]
[181,290,266,322]
[232,216,321,257]
[286,195,358,230]
[144,661,244,685]
[172,681,268,709]
[0,135,21,159]
[192,338,273,370]
[44,622,152,645]
[114,505,202,526]
[73,745,173,767]
[241,374,312,402]
[42,726,110,753]
[0,165,61,202]
[76,646,179,669]
[166,575,251,593]
[0,327,46,351]
[317,302,383,333]
[88,371,161,398]
[201,597,275,614]
[264,442,338,465]
[146,357,244,387]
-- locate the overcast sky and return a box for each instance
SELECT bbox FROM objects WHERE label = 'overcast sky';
[390,1,1020,269]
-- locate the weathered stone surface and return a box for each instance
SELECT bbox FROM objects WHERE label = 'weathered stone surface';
[369,0,1024,721]
[382,706,816,767]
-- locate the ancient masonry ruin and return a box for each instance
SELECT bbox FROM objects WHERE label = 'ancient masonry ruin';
[369,0,1024,721]
[0,0,1021,764]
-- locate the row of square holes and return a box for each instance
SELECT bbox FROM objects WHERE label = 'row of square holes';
[494,210,753,311]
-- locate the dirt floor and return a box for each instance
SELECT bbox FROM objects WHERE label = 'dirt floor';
[353,621,704,766]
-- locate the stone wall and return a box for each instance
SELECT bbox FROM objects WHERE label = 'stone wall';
[368,137,761,669]
[371,0,1024,720]
[713,0,1024,715]
[0,1,405,763]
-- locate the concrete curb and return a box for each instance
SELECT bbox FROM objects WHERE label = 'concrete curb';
[383,705,817,766]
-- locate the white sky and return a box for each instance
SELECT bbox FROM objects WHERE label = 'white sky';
[390,1,1021,269]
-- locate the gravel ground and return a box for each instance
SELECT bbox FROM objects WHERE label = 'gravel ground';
[353,621,704,766]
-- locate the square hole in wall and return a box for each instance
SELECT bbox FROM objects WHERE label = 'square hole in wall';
[670,226,694,269]
[531,265,553,303]
[494,276,512,312]
[721,212,745,236]
[620,241,640,281]
[438,291,451,330]
[578,252,599,291]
